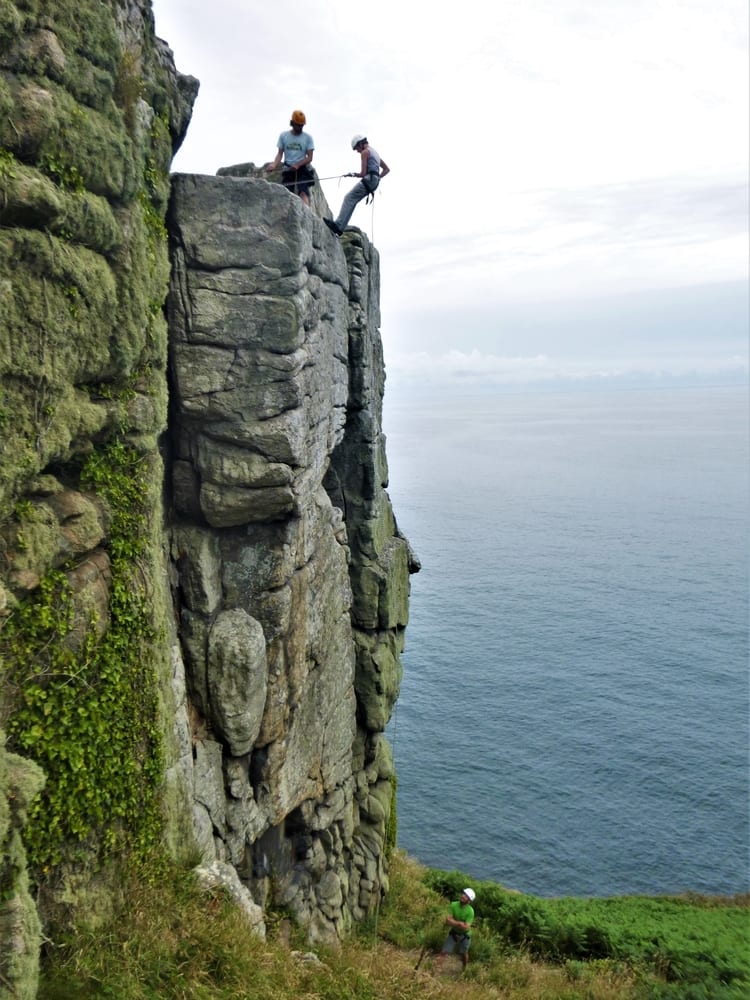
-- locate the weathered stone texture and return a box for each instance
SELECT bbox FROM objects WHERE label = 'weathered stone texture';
[0,0,200,986]
[0,0,199,514]
[0,0,413,981]
[168,173,413,941]
[0,734,45,1000]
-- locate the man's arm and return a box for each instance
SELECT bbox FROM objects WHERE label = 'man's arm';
[356,147,368,178]
[266,146,283,172]
[379,157,390,178]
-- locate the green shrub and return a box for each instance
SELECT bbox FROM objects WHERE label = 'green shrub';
[1,438,163,872]
[423,866,750,994]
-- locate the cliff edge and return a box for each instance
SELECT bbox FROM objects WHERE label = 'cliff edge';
[0,2,413,995]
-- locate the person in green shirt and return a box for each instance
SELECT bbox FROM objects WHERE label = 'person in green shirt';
[435,887,476,970]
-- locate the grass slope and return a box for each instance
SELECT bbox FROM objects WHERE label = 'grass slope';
[38,851,749,1000]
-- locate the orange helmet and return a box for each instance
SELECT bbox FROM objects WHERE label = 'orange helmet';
[291,110,306,125]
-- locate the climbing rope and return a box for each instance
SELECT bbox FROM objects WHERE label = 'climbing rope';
[274,172,380,243]
[277,172,352,188]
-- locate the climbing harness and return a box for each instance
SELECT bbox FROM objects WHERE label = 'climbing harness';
[278,171,378,195]
[280,164,315,197]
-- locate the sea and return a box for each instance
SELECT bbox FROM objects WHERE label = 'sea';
[382,382,749,899]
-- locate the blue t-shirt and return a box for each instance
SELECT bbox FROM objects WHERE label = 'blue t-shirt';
[277,130,314,167]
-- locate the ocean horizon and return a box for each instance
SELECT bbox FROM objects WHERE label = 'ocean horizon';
[384,381,749,898]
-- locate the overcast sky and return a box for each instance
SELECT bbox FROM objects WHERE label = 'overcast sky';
[152,0,748,389]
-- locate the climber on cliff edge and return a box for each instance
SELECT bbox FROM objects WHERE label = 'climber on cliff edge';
[266,110,315,206]
[324,134,389,236]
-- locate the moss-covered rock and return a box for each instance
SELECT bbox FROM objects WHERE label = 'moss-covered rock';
[0,1,22,54]
[0,733,46,1000]
[0,74,138,198]
[353,629,405,733]
[0,0,198,979]
[0,159,122,251]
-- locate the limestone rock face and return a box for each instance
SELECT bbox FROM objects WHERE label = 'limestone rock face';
[193,860,266,939]
[0,734,46,1000]
[207,609,268,757]
[0,0,200,977]
[0,0,413,976]
[0,0,198,516]
[168,172,413,941]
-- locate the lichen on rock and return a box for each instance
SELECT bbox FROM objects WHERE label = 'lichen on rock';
[0,0,199,979]
[0,0,413,983]
[0,733,46,1000]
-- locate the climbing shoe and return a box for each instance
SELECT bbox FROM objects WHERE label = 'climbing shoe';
[324,218,342,236]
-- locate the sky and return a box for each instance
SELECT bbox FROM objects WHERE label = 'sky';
[151,0,749,390]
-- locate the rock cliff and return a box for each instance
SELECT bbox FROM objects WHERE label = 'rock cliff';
[0,1,412,994]
[168,168,414,940]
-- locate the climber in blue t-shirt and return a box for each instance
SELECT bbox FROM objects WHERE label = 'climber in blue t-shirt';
[266,110,315,206]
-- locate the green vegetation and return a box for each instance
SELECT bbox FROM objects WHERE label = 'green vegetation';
[114,48,144,134]
[37,851,749,999]
[0,146,15,179]
[425,868,750,999]
[39,150,86,193]
[0,0,176,513]
[0,439,164,873]
[385,773,398,856]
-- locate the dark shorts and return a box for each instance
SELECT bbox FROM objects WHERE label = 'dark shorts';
[442,931,471,955]
[282,164,314,194]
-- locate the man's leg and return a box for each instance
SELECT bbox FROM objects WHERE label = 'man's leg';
[435,936,452,971]
[298,170,313,207]
[334,182,365,231]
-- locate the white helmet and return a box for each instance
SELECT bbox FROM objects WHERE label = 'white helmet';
[351,133,367,149]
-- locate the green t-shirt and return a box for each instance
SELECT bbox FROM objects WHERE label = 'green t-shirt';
[449,900,474,936]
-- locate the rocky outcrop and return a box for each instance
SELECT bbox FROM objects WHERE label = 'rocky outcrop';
[0,0,412,983]
[167,171,413,941]
[0,0,199,975]
[0,0,197,515]
[0,735,45,1000]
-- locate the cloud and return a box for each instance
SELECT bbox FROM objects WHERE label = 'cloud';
[539,178,748,243]
[153,0,749,382]
[388,348,551,381]
[385,345,749,392]
[378,175,749,309]
[156,0,748,184]
[381,279,749,385]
